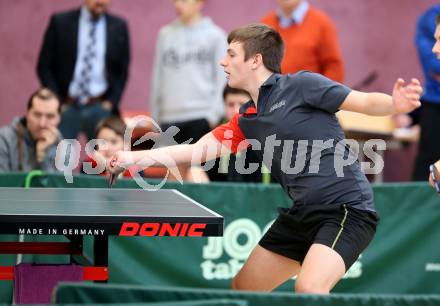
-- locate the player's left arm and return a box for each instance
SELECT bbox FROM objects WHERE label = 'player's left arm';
[340,78,422,116]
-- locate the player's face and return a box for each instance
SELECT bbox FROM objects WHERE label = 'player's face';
[433,25,440,59]
[224,92,250,120]
[96,127,124,159]
[220,42,253,90]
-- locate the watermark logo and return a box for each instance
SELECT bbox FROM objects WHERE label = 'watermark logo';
[55,115,387,190]
[55,115,189,189]
[122,115,190,190]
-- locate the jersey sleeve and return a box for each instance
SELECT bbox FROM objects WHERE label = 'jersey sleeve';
[211,113,249,154]
[299,71,351,113]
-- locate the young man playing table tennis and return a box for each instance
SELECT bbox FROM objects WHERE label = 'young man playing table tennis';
[108,24,422,293]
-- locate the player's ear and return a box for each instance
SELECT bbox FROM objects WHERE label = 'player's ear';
[251,53,264,70]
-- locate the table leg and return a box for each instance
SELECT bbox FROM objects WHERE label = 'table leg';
[94,235,109,282]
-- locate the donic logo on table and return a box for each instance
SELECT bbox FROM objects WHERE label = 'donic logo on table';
[118,222,207,236]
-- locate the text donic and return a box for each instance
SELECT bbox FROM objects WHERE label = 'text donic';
[119,222,207,236]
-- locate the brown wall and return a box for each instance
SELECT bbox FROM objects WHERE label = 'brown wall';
[0,0,437,125]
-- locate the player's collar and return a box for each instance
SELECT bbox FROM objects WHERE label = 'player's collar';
[261,73,282,87]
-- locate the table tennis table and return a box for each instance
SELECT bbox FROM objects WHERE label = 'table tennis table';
[0,187,224,281]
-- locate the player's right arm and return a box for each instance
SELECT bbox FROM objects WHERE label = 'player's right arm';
[108,113,248,173]
[108,132,227,172]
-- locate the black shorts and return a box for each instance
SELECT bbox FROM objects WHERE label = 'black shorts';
[259,203,379,270]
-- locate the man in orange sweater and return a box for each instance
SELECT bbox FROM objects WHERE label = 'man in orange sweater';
[261,0,344,82]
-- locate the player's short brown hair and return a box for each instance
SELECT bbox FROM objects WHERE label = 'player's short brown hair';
[227,23,284,73]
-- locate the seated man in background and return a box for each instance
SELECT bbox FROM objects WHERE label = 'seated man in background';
[208,86,263,183]
[0,88,62,172]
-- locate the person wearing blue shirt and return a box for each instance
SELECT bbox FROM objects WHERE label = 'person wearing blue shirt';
[427,13,440,190]
[413,4,440,180]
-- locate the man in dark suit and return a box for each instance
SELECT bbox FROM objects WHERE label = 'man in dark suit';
[37,0,130,140]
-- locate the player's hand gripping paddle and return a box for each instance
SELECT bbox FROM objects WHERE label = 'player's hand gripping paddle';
[108,157,118,189]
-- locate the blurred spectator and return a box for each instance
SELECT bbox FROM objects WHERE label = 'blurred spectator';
[149,0,227,181]
[83,115,140,178]
[37,0,130,140]
[0,88,62,173]
[208,86,263,183]
[413,4,440,181]
[150,0,226,139]
[426,11,440,189]
[261,0,344,82]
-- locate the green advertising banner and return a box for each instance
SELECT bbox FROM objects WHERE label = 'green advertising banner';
[53,283,440,306]
[0,174,440,303]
